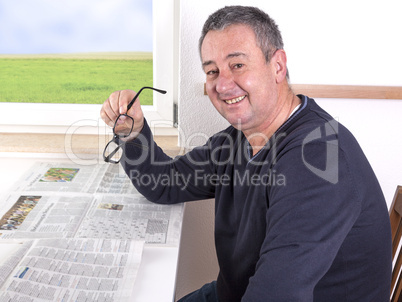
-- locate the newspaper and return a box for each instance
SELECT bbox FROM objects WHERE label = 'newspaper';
[0,161,184,301]
[0,238,144,302]
[0,162,184,245]
[96,164,141,195]
[0,194,92,239]
[9,162,108,194]
[76,194,183,245]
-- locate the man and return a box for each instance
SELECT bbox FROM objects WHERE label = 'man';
[100,5,391,302]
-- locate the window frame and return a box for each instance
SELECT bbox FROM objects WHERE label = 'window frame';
[0,0,177,136]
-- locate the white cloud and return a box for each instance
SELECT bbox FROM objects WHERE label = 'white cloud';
[0,0,153,54]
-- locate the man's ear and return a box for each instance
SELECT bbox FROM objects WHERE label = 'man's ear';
[272,49,288,83]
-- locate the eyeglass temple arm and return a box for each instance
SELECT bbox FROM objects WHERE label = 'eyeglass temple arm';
[126,87,167,111]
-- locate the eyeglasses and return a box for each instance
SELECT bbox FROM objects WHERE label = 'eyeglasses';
[103,86,167,164]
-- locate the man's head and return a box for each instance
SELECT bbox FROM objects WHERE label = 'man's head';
[199,5,286,75]
[199,6,293,137]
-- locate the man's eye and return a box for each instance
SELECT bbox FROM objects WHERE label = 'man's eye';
[233,63,244,69]
[207,70,218,76]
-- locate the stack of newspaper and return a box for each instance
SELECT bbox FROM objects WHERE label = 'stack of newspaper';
[0,162,183,301]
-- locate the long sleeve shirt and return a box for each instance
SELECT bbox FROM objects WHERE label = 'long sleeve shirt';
[121,95,391,302]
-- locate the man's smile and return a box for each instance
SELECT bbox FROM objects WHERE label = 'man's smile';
[224,95,246,104]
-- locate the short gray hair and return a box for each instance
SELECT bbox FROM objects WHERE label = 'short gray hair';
[199,6,289,78]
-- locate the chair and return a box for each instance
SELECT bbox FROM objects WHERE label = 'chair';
[390,185,402,301]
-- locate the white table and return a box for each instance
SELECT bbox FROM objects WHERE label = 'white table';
[0,153,180,302]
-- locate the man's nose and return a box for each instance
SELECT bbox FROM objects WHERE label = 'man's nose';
[216,71,236,94]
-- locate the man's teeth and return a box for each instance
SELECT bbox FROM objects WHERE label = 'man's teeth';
[224,95,246,104]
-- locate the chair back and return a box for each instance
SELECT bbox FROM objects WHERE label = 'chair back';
[390,186,402,301]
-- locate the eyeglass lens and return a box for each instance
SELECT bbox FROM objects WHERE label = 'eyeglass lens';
[114,115,134,138]
[103,140,123,164]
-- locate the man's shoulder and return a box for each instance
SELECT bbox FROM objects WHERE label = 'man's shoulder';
[276,95,360,154]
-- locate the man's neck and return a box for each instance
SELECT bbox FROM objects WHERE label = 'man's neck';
[245,90,301,157]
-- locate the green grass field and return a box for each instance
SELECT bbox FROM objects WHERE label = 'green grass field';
[0,52,153,105]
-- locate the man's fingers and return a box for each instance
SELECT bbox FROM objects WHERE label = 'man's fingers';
[101,102,116,127]
[109,90,121,116]
[119,90,137,115]
[101,90,129,127]
[101,95,120,127]
[100,89,140,132]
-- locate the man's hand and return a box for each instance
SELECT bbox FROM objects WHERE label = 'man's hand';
[100,89,145,141]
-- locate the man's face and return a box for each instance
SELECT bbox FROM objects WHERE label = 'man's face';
[201,24,281,135]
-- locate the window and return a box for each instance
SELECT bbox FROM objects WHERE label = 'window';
[0,0,177,135]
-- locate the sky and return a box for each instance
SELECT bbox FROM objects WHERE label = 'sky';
[0,0,153,54]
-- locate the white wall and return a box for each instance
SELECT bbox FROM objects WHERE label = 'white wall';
[175,0,402,300]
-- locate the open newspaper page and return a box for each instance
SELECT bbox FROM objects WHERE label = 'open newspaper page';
[9,162,108,194]
[95,164,140,195]
[0,163,184,245]
[0,193,93,239]
[0,161,184,300]
[0,241,33,288]
[75,194,183,246]
[0,238,144,302]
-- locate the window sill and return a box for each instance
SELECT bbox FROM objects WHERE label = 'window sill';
[0,133,182,158]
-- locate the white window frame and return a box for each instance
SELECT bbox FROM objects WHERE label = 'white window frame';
[0,0,178,136]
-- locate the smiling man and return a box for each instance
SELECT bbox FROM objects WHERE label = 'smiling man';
[201,23,300,156]
[100,6,391,302]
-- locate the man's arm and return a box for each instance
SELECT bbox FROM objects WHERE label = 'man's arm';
[120,119,217,204]
[100,89,216,204]
[242,142,361,301]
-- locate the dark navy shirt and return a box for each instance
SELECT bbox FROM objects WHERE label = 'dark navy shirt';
[122,96,391,302]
